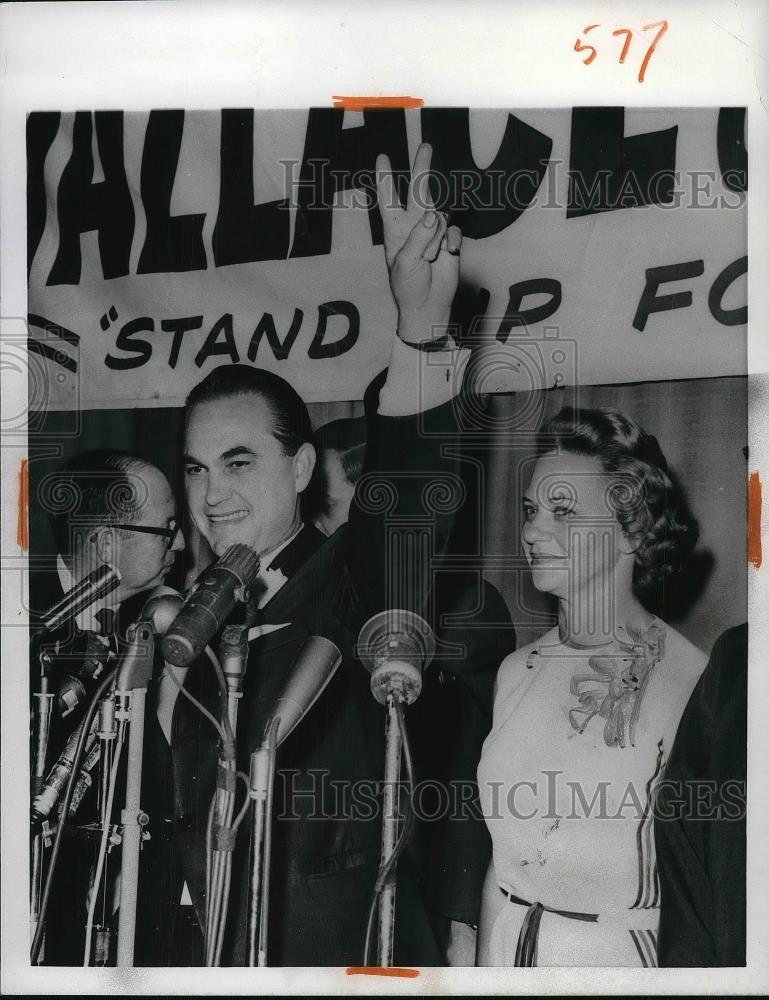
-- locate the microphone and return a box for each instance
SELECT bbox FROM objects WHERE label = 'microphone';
[356,609,435,705]
[31,715,96,826]
[48,584,182,720]
[30,587,183,829]
[161,545,260,667]
[54,633,115,719]
[267,636,342,746]
[140,585,184,635]
[36,564,121,634]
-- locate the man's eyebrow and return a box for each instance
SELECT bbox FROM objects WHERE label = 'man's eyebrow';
[184,446,258,466]
[220,446,258,461]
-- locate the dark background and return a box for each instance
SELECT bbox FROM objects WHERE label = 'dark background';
[27,374,747,657]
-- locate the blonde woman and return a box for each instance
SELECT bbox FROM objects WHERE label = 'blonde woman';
[477,407,706,967]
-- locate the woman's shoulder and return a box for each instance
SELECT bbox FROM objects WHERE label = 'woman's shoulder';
[649,621,708,729]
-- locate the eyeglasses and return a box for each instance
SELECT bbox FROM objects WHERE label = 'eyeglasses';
[111,522,180,550]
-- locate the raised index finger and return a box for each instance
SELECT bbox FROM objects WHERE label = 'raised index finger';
[376,153,399,221]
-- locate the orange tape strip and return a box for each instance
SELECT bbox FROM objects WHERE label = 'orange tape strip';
[748,471,762,569]
[332,96,423,110]
[17,459,29,551]
[346,966,420,978]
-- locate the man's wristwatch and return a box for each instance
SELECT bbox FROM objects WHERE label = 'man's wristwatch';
[400,332,458,352]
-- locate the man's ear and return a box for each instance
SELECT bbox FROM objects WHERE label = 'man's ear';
[293,442,316,495]
[93,525,117,567]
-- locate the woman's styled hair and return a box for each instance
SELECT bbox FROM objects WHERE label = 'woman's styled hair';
[538,406,699,593]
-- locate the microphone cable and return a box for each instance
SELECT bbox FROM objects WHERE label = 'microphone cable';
[363,699,416,967]
[211,771,252,966]
[147,635,240,966]
[204,641,241,967]
[82,714,126,965]
[31,622,238,964]
[30,665,118,965]
[160,648,227,743]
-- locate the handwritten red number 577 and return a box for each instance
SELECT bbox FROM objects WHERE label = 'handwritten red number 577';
[574,21,669,83]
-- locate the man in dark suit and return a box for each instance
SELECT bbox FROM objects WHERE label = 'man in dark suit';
[308,415,515,964]
[140,143,509,966]
[29,448,183,965]
[655,623,747,966]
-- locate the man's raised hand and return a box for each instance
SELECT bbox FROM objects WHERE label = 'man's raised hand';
[376,143,462,346]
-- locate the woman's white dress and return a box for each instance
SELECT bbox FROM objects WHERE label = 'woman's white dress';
[477,622,706,966]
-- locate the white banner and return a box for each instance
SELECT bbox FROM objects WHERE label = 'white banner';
[27,107,747,408]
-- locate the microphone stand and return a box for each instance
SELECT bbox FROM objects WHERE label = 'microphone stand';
[114,621,155,967]
[96,696,118,826]
[246,718,279,967]
[204,626,247,967]
[244,636,342,967]
[377,693,403,967]
[220,625,247,746]
[29,567,119,957]
[30,648,55,958]
[356,609,434,968]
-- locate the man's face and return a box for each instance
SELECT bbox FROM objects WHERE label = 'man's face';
[314,449,355,537]
[110,465,182,600]
[184,394,315,558]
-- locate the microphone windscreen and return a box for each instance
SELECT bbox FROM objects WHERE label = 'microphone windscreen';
[140,586,184,636]
[161,544,259,666]
[356,609,435,705]
[272,636,342,746]
[356,609,435,674]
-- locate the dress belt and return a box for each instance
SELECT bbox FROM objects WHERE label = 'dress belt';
[498,887,599,966]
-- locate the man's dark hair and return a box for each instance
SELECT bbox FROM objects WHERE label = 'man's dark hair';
[304,416,367,524]
[185,364,313,456]
[48,449,152,558]
[313,416,367,486]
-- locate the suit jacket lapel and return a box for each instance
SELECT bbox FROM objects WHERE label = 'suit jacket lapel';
[260,524,329,625]
[174,527,338,745]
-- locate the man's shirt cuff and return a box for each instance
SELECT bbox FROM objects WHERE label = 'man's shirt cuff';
[378,336,471,416]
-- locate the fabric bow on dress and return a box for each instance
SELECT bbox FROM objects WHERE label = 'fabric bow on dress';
[568,621,666,748]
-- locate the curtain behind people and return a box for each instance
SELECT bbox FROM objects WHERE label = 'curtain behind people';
[482,376,747,652]
[28,377,744,652]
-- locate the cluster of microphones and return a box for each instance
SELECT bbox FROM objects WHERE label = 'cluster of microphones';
[33,543,435,826]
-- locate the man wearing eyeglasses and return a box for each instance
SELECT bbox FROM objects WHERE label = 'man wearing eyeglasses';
[32,447,184,758]
[30,448,184,965]
[47,449,184,628]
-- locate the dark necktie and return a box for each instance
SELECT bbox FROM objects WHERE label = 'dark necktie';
[95,606,116,637]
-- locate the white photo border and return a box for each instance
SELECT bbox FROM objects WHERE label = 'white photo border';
[2,0,767,994]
